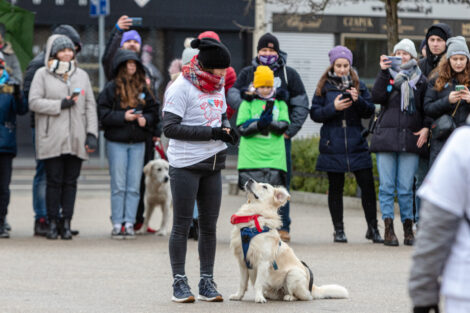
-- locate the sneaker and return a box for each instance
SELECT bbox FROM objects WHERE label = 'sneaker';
[0,224,9,239]
[4,219,11,231]
[198,274,223,302]
[111,225,124,240]
[34,218,49,237]
[172,274,195,303]
[124,224,136,240]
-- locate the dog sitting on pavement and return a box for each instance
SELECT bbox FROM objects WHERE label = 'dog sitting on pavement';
[229,179,349,303]
[141,159,172,236]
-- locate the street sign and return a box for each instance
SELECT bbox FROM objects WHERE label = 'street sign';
[89,0,109,17]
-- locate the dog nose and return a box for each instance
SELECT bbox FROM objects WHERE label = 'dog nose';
[164,176,169,183]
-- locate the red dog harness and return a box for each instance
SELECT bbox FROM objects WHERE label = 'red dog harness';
[230,214,263,232]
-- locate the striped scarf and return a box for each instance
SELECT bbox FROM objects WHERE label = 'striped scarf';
[389,59,421,115]
[182,56,225,93]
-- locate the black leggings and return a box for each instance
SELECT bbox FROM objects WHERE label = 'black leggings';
[169,166,222,277]
[0,154,13,222]
[327,168,377,227]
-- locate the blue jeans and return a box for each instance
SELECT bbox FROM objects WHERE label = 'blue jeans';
[278,138,291,232]
[32,129,47,220]
[377,152,419,222]
[414,156,429,223]
[107,141,145,225]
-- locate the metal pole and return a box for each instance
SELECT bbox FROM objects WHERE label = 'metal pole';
[98,14,106,168]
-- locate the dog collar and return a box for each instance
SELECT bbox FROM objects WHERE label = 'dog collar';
[230,214,263,232]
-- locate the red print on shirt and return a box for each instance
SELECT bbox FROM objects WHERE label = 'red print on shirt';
[200,98,223,126]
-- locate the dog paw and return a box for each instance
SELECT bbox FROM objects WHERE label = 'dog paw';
[255,296,267,303]
[229,294,243,301]
[283,295,297,301]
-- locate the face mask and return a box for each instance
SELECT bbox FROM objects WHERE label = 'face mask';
[259,54,278,66]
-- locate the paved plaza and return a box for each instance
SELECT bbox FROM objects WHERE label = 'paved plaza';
[1,169,414,313]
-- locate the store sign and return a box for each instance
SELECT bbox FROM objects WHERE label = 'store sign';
[322,0,470,20]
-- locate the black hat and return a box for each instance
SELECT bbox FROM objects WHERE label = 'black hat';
[111,49,145,78]
[426,23,452,42]
[257,33,279,53]
[53,25,82,53]
[191,38,231,69]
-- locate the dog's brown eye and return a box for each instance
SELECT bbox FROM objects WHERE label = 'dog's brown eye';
[263,186,267,189]
[158,168,162,171]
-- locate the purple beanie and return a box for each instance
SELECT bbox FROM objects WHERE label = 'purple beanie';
[120,30,142,47]
[328,46,353,65]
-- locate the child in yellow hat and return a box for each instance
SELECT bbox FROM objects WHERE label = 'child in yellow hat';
[236,65,290,189]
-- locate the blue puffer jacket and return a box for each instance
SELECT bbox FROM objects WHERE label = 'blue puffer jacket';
[0,90,28,156]
[310,80,374,173]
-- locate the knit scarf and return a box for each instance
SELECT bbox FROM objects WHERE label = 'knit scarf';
[182,56,225,93]
[327,71,352,91]
[389,59,421,115]
[48,59,76,81]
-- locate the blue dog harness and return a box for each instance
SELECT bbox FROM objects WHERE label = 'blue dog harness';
[240,226,280,270]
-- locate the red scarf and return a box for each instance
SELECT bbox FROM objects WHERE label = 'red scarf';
[182,56,225,93]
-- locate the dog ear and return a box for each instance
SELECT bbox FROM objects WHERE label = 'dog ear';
[273,187,291,206]
[143,162,153,176]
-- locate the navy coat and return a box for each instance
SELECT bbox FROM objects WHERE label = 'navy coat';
[310,80,375,173]
[0,91,28,156]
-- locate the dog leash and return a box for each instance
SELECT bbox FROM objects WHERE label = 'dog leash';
[301,261,314,291]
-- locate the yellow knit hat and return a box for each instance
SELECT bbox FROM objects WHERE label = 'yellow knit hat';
[253,65,274,88]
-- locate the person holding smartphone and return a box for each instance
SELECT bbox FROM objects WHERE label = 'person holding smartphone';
[424,36,470,167]
[98,49,157,239]
[237,65,290,190]
[310,45,382,244]
[29,35,98,240]
[370,39,430,246]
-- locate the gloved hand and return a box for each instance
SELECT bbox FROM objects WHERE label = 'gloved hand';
[226,128,239,145]
[61,98,76,109]
[257,107,273,130]
[85,133,98,150]
[240,87,255,101]
[211,127,235,143]
[413,305,439,313]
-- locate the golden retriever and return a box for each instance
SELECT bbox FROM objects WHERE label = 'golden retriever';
[229,179,349,303]
[141,159,172,236]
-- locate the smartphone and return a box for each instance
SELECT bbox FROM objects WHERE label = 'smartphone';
[386,56,402,67]
[129,17,143,27]
[340,92,352,101]
[71,88,81,98]
[455,85,466,91]
[133,107,143,115]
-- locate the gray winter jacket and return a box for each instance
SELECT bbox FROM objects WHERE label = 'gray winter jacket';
[29,35,98,161]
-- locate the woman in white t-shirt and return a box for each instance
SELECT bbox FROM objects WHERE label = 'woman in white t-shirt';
[162,37,237,303]
[409,121,470,313]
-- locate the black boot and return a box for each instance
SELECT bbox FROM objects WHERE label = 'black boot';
[34,218,49,237]
[46,220,59,240]
[365,220,384,243]
[0,218,9,239]
[61,219,73,240]
[384,218,399,246]
[403,219,415,246]
[333,223,347,243]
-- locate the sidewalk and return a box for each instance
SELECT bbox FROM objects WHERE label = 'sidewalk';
[1,170,414,313]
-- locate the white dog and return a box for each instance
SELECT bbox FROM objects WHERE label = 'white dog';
[141,159,172,236]
[229,179,349,303]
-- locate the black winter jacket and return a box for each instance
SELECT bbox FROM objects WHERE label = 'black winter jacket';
[23,51,45,128]
[310,80,375,173]
[424,78,470,165]
[227,54,309,138]
[418,23,453,78]
[370,70,430,156]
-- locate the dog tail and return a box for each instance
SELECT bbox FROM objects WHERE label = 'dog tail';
[311,284,349,299]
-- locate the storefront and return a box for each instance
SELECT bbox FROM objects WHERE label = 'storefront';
[265,0,470,137]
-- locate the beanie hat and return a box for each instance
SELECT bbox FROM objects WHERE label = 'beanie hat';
[427,27,448,41]
[393,39,417,58]
[120,30,142,47]
[198,31,220,42]
[50,36,75,57]
[257,33,280,53]
[182,47,199,65]
[191,38,231,69]
[419,39,427,52]
[253,65,274,88]
[52,24,82,52]
[446,36,470,60]
[328,46,353,65]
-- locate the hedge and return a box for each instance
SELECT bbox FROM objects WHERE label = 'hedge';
[291,136,379,197]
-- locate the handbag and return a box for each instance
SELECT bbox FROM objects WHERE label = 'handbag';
[431,100,461,140]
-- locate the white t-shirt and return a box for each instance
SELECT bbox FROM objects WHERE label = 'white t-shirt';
[163,75,227,168]
[418,126,470,300]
